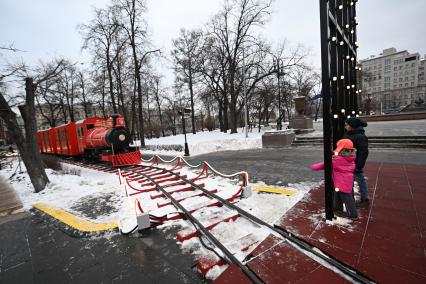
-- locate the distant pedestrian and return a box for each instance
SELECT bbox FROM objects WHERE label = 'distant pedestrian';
[311,139,358,220]
[344,117,369,208]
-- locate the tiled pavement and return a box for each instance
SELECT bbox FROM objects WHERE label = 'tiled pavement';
[215,162,426,283]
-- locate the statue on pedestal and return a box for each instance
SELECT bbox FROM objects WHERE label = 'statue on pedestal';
[288,96,314,133]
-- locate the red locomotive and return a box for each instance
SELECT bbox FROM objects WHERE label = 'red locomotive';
[37,114,141,166]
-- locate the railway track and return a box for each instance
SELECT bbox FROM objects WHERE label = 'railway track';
[64,157,373,283]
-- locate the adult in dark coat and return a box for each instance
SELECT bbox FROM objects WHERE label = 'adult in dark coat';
[344,117,369,207]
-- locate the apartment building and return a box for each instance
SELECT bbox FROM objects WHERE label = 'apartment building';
[359,47,426,113]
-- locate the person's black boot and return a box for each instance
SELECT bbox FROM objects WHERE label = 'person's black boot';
[356,198,370,208]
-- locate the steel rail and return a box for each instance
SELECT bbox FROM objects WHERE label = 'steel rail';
[136,168,264,284]
[144,164,374,284]
[66,160,373,283]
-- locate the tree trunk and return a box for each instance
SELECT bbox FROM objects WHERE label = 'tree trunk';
[130,81,137,139]
[60,97,68,123]
[223,98,229,132]
[106,52,117,114]
[101,71,107,118]
[314,98,322,121]
[188,69,196,134]
[0,78,49,193]
[171,108,177,135]
[80,74,88,117]
[136,72,145,146]
[218,103,224,132]
[146,93,152,139]
[154,90,165,137]
[257,105,262,133]
[229,66,238,134]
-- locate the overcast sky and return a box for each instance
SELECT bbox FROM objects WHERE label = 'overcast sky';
[1,0,425,86]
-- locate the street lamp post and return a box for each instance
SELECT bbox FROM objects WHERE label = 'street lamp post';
[179,109,190,156]
[243,45,248,138]
[274,58,284,130]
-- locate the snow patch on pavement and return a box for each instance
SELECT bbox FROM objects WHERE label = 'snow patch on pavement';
[1,159,123,223]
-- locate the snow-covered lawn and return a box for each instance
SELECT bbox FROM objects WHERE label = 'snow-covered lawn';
[1,160,124,223]
[139,127,264,156]
[138,123,325,157]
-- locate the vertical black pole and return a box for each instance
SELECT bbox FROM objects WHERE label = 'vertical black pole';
[320,0,334,220]
[182,113,190,156]
[352,2,358,113]
[276,59,282,131]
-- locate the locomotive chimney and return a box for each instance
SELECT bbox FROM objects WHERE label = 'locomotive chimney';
[111,114,119,127]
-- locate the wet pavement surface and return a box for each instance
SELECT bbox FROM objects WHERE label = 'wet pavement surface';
[185,148,426,185]
[0,212,205,284]
[70,192,120,220]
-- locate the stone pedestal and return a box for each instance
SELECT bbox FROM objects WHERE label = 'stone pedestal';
[288,116,313,130]
[288,96,314,133]
[262,130,295,148]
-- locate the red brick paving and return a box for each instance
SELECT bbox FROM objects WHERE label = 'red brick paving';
[214,162,426,283]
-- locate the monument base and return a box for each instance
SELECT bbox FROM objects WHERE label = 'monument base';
[288,116,313,129]
[262,130,295,148]
[294,128,315,135]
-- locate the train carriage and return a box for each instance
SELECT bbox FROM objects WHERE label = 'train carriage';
[38,128,57,154]
[53,122,79,156]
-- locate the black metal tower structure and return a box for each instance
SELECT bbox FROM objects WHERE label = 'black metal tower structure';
[320,0,359,220]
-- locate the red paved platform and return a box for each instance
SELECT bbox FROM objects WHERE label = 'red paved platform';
[215,162,426,283]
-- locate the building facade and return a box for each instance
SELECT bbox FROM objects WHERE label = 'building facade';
[359,47,426,114]
[0,114,25,146]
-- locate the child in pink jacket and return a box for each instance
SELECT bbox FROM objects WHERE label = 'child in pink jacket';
[311,139,358,220]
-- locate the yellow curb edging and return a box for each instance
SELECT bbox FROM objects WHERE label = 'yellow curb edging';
[33,203,118,232]
[253,185,297,196]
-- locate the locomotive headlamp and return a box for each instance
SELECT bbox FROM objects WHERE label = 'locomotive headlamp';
[119,134,126,141]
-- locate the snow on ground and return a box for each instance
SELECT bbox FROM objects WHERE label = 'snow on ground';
[116,160,322,280]
[139,126,278,156]
[0,126,328,280]
[138,122,326,156]
[1,159,123,223]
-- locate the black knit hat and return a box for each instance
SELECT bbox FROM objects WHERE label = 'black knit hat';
[346,117,367,128]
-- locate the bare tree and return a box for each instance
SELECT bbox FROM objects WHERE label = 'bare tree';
[34,62,63,127]
[57,61,79,122]
[113,0,160,146]
[80,6,120,113]
[77,71,90,117]
[151,75,166,137]
[0,60,63,192]
[172,28,203,134]
[206,0,273,133]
